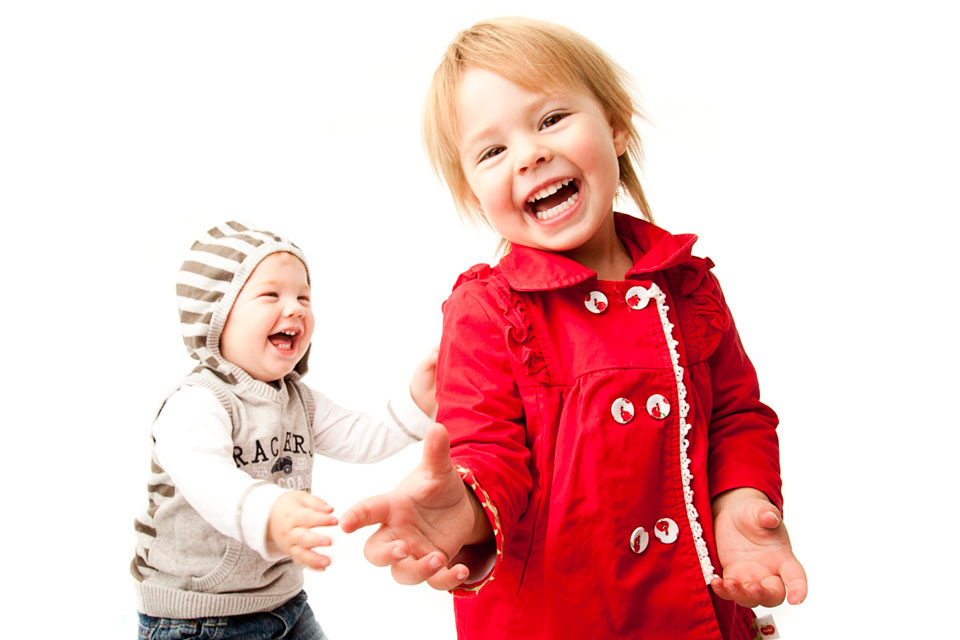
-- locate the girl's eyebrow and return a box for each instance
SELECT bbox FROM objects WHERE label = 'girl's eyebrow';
[461,125,498,154]
[461,93,562,153]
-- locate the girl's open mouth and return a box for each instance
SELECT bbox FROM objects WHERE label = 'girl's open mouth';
[525,178,581,221]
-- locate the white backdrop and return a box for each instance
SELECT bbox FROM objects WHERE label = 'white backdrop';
[1,1,957,637]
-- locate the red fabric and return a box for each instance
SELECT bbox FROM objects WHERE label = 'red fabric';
[436,214,781,639]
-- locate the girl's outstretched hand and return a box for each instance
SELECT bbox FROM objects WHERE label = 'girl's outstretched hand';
[710,488,808,608]
[339,423,488,590]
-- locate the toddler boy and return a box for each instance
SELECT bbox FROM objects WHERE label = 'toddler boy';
[132,221,436,639]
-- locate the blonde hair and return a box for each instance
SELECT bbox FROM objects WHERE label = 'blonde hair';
[423,17,652,229]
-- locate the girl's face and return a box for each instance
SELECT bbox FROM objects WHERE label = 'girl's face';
[456,67,627,256]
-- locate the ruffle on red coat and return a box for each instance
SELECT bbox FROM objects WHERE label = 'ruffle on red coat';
[453,264,549,381]
[667,256,731,364]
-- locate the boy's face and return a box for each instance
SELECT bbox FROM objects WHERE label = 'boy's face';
[455,68,627,256]
[220,252,314,382]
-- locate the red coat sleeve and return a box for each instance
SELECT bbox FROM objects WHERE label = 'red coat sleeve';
[436,280,532,558]
[705,275,783,512]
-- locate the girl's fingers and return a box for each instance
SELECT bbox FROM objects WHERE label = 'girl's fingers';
[389,552,453,586]
[426,563,471,591]
[743,580,770,607]
[420,423,454,476]
[780,556,809,604]
[756,576,787,607]
[361,529,411,567]
[711,577,759,608]
[755,505,782,530]
[340,495,391,534]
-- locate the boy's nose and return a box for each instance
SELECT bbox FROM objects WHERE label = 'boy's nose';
[515,138,552,174]
[283,299,306,317]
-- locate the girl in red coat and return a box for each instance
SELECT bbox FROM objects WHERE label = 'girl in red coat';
[342,17,807,639]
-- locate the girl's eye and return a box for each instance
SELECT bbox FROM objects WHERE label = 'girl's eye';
[298,296,311,304]
[540,112,568,129]
[260,292,279,299]
[479,146,505,163]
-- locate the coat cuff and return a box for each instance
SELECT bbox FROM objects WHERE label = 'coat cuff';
[451,465,503,595]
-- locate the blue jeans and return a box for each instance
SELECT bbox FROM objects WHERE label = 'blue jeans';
[137,591,327,640]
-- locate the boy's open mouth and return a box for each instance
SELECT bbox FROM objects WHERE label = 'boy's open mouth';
[268,329,300,352]
[525,178,581,221]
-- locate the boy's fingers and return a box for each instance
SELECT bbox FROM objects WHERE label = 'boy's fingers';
[289,545,330,571]
[340,495,391,533]
[292,510,338,531]
[300,530,333,548]
[298,493,334,512]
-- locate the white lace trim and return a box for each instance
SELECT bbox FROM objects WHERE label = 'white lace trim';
[648,283,718,584]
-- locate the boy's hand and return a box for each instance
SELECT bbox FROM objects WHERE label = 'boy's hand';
[710,488,808,607]
[267,491,338,570]
[340,423,488,590]
[409,347,439,418]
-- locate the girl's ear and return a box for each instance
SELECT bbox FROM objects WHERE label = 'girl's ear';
[612,122,630,157]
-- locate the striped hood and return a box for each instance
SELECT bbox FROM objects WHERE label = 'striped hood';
[176,221,311,385]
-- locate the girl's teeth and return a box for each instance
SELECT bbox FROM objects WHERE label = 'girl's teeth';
[535,191,580,220]
[528,179,572,204]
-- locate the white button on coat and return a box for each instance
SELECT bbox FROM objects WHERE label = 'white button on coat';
[625,285,653,310]
[646,394,670,420]
[630,526,650,554]
[584,291,608,314]
[654,518,679,544]
[611,398,635,424]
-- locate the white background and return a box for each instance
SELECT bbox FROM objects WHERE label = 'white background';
[1,1,957,637]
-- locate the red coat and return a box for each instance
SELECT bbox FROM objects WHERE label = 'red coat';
[436,214,782,639]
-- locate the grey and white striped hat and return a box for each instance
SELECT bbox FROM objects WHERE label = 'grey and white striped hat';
[176,221,310,384]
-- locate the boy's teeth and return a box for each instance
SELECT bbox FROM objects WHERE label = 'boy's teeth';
[270,335,293,349]
[527,178,572,204]
[269,330,298,350]
[535,191,580,220]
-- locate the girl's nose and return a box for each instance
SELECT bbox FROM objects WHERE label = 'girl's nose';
[515,137,552,174]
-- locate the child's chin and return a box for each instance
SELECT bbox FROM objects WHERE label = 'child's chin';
[248,366,295,383]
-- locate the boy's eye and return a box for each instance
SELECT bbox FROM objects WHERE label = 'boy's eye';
[540,112,568,129]
[298,296,311,304]
[260,292,279,299]
[479,146,505,163]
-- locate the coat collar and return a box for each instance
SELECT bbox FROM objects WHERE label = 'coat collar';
[497,213,699,291]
